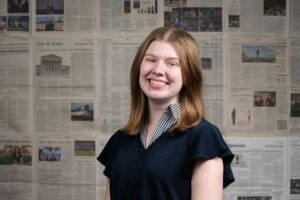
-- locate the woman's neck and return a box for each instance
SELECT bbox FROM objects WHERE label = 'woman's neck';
[148,101,169,123]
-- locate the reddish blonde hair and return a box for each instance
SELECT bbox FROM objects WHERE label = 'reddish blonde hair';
[122,27,204,135]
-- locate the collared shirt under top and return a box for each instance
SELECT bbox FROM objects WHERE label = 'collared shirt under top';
[140,103,180,148]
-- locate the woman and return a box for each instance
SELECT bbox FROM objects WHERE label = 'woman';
[12,146,23,164]
[98,27,235,200]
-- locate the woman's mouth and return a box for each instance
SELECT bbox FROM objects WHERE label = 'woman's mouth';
[149,79,167,87]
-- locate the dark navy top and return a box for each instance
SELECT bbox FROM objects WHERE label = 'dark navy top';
[98,119,235,200]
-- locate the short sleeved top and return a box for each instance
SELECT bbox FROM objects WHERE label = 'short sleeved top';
[97,119,235,200]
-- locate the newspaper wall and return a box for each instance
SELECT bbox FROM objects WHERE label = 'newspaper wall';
[0,0,299,200]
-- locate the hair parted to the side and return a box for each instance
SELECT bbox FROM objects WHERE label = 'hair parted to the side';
[122,27,205,135]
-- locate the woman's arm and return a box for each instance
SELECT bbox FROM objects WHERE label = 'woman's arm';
[104,179,110,200]
[191,157,223,200]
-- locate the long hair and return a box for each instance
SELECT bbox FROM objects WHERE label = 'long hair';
[122,27,204,135]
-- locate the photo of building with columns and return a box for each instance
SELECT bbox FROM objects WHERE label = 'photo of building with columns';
[36,54,70,78]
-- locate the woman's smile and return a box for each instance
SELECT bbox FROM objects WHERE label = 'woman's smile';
[148,78,169,88]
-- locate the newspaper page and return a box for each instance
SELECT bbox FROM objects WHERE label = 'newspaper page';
[0,0,30,34]
[227,0,288,34]
[288,137,300,200]
[289,38,300,134]
[164,0,223,32]
[95,35,143,134]
[227,36,289,136]
[98,0,161,33]
[224,137,288,200]
[0,36,32,134]
[37,135,97,200]
[34,36,95,133]
[289,0,300,36]
[35,0,95,33]
[193,35,225,130]
[0,134,34,200]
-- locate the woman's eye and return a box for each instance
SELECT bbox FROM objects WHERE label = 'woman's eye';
[145,58,155,62]
[168,62,179,67]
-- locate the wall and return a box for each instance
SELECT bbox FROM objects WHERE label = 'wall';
[0,0,299,199]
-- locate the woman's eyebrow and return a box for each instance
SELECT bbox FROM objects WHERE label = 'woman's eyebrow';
[144,53,179,60]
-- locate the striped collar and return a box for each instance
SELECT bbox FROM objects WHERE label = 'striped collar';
[140,103,181,148]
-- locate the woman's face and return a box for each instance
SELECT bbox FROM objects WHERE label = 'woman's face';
[139,40,183,105]
[15,146,21,153]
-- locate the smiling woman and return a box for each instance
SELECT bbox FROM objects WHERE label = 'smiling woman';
[98,27,235,200]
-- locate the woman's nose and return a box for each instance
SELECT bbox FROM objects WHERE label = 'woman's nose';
[151,61,164,75]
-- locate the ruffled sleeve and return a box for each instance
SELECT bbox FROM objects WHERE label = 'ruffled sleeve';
[189,120,235,188]
[97,131,120,178]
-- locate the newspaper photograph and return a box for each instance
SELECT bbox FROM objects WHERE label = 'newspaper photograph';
[0,36,32,134]
[0,134,34,200]
[0,0,30,34]
[34,36,95,133]
[224,137,288,200]
[37,134,97,200]
[164,0,223,32]
[35,0,94,33]
[290,88,300,134]
[227,0,288,34]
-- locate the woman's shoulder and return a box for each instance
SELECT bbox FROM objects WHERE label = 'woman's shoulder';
[186,118,234,160]
[98,129,131,164]
[184,118,227,148]
[106,129,137,143]
[189,118,220,135]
